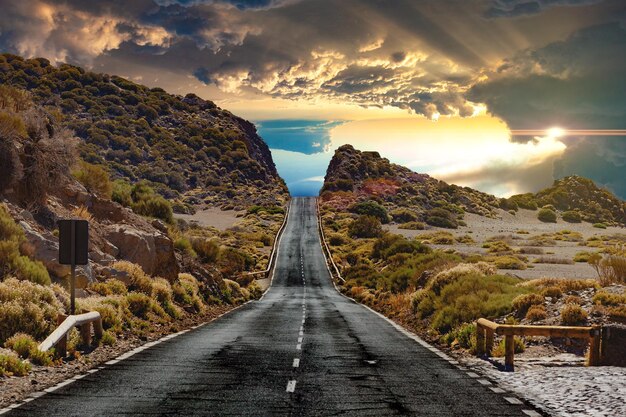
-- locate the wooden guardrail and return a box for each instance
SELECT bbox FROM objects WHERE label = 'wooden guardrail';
[39,312,103,357]
[316,198,344,283]
[239,201,291,280]
[475,318,601,371]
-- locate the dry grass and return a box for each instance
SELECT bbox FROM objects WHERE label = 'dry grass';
[589,254,626,285]
[71,205,93,222]
[512,293,544,315]
[519,247,544,255]
[526,304,547,322]
[533,256,574,265]
[560,304,588,325]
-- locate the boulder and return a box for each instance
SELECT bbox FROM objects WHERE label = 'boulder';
[104,225,179,281]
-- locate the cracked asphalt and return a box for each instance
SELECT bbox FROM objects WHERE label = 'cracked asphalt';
[6,197,536,416]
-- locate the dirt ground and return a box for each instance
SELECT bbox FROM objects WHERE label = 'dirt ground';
[386,208,625,280]
[175,208,243,231]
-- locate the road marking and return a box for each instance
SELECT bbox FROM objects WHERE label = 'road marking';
[299,330,304,336]
[522,411,542,417]
[466,372,480,378]
[299,326,304,332]
[286,380,297,392]
[298,336,303,343]
[477,379,491,386]
[490,387,506,394]
[293,358,300,368]
[504,397,523,405]
[296,343,302,350]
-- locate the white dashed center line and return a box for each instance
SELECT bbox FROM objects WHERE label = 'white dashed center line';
[293,358,300,368]
[286,380,297,393]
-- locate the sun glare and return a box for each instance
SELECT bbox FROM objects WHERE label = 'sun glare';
[546,127,566,138]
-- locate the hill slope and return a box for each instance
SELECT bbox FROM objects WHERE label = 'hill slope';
[322,145,626,227]
[0,53,287,210]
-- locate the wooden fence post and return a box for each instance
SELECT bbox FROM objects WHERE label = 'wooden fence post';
[80,322,92,347]
[476,324,485,356]
[504,335,515,372]
[588,327,601,366]
[485,329,495,357]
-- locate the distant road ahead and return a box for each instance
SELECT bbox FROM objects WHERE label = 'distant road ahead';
[7,197,534,416]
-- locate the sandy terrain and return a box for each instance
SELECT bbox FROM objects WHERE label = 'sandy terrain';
[386,208,625,281]
[175,208,243,231]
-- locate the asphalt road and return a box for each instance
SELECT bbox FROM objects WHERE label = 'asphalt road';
[7,197,535,416]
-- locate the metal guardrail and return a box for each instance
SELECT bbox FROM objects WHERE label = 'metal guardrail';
[39,312,103,357]
[240,201,291,279]
[316,198,344,283]
[475,318,601,371]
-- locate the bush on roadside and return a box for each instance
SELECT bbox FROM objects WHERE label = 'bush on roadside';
[0,278,64,344]
[349,215,383,239]
[425,208,458,229]
[492,256,526,270]
[4,333,53,365]
[0,352,31,376]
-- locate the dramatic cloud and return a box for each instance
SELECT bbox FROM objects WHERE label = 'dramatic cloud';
[468,21,626,197]
[485,0,605,18]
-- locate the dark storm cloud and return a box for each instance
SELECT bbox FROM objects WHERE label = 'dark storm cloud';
[485,0,605,17]
[468,21,626,197]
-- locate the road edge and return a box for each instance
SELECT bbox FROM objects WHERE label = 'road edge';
[313,197,547,417]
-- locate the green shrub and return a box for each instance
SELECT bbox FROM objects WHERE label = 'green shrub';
[111,179,132,206]
[219,247,254,276]
[425,208,458,229]
[192,239,220,263]
[423,272,528,333]
[541,286,562,299]
[100,330,116,346]
[174,273,204,312]
[537,208,557,223]
[372,234,431,260]
[483,241,512,254]
[131,194,173,224]
[0,352,31,376]
[174,236,196,258]
[112,261,153,295]
[349,215,383,239]
[73,160,112,198]
[78,297,123,333]
[4,333,53,365]
[442,322,476,352]
[562,210,582,223]
[560,304,588,325]
[573,251,594,263]
[0,278,63,344]
[0,205,51,285]
[398,221,425,230]
[4,333,37,358]
[125,292,166,320]
[593,223,607,229]
[493,256,526,270]
[390,208,418,223]
[592,291,626,306]
[349,201,389,223]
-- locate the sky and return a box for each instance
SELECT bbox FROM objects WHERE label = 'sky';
[0,0,624,198]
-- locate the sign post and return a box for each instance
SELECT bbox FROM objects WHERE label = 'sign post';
[58,219,89,315]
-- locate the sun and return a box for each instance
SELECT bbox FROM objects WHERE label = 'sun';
[546,127,566,138]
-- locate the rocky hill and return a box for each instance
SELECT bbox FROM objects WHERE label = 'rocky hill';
[0,53,288,211]
[505,176,626,226]
[321,145,501,227]
[321,145,626,227]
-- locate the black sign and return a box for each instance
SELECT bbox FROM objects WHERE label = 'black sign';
[58,219,89,265]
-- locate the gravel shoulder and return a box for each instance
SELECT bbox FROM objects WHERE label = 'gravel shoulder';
[174,208,243,231]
